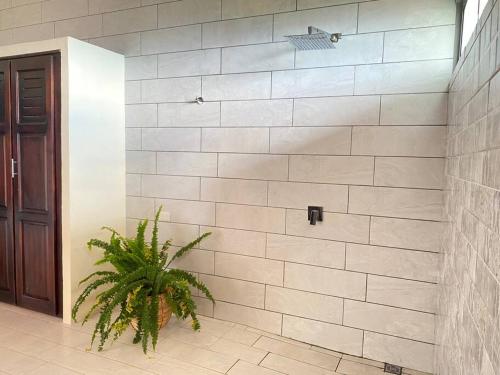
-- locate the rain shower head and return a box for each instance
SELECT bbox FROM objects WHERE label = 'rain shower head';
[285,26,342,50]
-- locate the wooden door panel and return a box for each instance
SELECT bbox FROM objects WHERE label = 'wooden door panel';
[18,134,48,212]
[11,55,57,315]
[0,218,14,301]
[0,60,15,303]
[19,221,51,301]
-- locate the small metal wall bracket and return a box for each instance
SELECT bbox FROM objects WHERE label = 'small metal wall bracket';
[307,206,323,225]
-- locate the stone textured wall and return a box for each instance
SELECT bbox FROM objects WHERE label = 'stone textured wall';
[0,0,457,372]
[436,0,500,374]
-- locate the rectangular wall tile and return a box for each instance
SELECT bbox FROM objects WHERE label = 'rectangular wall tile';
[216,203,286,233]
[203,16,273,48]
[141,77,201,103]
[483,148,500,190]
[142,175,200,200]
[202,73,271,100]
[370,217,445,252]
[272,66,354,98]
[293,96,380,126]
[343,300,435,343]
[142,128,200,151]
[285,262,366,300]
[156,221,200,247]
[215,252,284,286]
[202,128,269,153]
[289,155,374,185]
[348,186,444,221]
[126,174,141,196]
[126,151,155,173]
[268,181,348,212]
[286,209,370,243]
[127,196,155,219]
[351,126,447,157]
[9,23,54,44]
[125,104,157,127]
[200,226,267,257]
[358,0,455,33]
[355,60,453,95]
[215,301,282,335]
[222,43,295,74]
[157,152,218,177]
[380,93,448,126]
[169,248,214,274]
[363,332,434,373]
[0,4,41,29]
[102,5,156,35]
[384,25,455,62]
[155,198,215,226]
[200,275,265,308]
[203,73,271,101]
[126,128,141,150]
[222,0,296,18]
[55,15,102,39]
[282,315,363,356]
[374,157,445,189]
[201,178,268,206]
[126,81,141,104]
[125,55,157,80]
[158,102,220,127]
[158,0,221,28]
[221,100,293,127]
[158,49,220,78]
[141,24,201,54]
[273,4,358,42]
[267,234,345,269]
[270,127,351,155]
[266,286,343,324]
[345,244,439,283]
[42,0,87,22]
[218,154,288,181]
[367,275,437,313]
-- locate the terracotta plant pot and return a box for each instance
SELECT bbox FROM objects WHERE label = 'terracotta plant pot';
[130,293,172,331]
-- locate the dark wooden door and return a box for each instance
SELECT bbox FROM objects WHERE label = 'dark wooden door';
[0,60,15,304]
[10,55,58,315]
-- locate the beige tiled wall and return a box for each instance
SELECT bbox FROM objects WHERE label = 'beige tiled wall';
[0,0,456,372]
[436,1,500,374]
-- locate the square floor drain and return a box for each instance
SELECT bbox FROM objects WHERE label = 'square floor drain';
[384,363,402,374]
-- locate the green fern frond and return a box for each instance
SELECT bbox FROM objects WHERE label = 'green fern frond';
[167,232,211,267]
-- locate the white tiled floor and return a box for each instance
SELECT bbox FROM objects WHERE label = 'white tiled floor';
[0,303,429,375]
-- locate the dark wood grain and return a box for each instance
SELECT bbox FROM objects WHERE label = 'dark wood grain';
[0,60,15,304]
[11,55,58,315]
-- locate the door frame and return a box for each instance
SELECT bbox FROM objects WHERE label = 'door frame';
[0,60,15,304]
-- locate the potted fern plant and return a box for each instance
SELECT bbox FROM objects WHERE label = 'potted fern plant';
[71,207,214,353]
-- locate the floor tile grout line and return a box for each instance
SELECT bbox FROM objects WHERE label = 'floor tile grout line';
[0,303,427,374]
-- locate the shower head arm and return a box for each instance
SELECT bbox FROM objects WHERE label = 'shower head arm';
[307,26,342,42]
[307,26,327,35]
